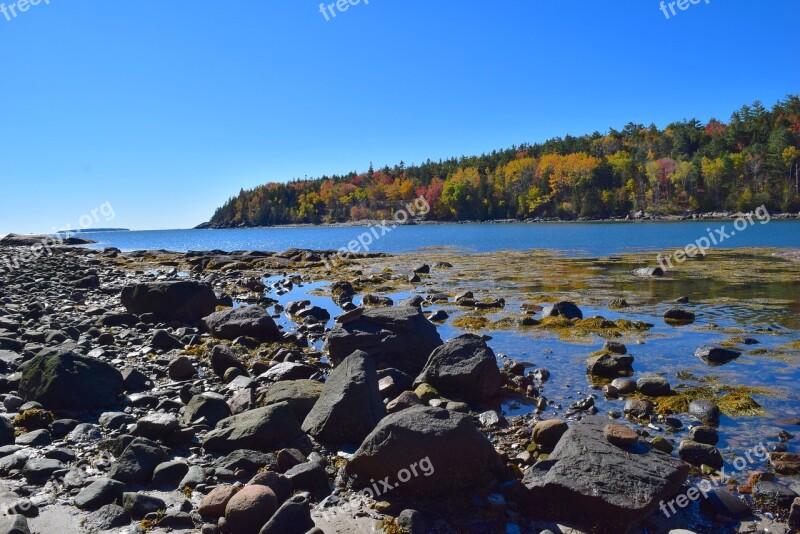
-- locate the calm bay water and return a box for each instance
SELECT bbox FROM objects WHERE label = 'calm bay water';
[78,220,799,255]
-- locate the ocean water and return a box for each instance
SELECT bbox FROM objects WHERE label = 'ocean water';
[77,219,799,255]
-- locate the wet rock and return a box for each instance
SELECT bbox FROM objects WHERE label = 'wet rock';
[413,334,501,403]
[790,497,800,528]
[604,424,638,447]
[108,437,168,484]
[633,267,664,277]
[636,376,671,397]
[345,406,504,499]
[700,489,751,519]
[325,306,443,377]
[545,301,583,320]
[752,480,798,509]
[623,398,654,419]
[695,345,741,365]
[184,393,232,426]
[302,350,385,446]
[74,478,125,510]
[203,402,303,453]
[603,341,627,355]
[225,485,279,534]
[689,426,719,446]
[678,440,723,469]
[259,492,315,534]
[260,380,323,421]
[18,348,124,410]
[122,280,217,323]
[532,419,569,449]
[122,492,167,519]
[203,306,281,341]
[521,416,689,531]
[587,353,634,378]
[664,309,695,324]
[768,452,800,474]
[688,400,721,425]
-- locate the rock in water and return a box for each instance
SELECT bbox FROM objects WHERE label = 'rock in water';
[544,301,583,320]
[324,306,443,376]
[695,345,741,365]
[413,334,501,403]
[521,416,688,532]
[301,351,385,446]
[202,306,281,341]
[203,402,302,453]
[121,281,217,323]
[18,348,123,410]
[344,406,504,499]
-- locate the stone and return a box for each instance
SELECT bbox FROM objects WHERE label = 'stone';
[179,465,207,489]
[108,437,167,485]
[284,461,330,498]
[0,515,30,534]
[258,492,315,534]
[260,380,323,421]
[203,402,303,453]
[695,345,741,365]
[168,356,196,380]
[345,406,504,499]
[215,449,276,473]
[532,419,569,449]
[752,481,798,508]
[152,460,190,488]
[678,440,723,469]
[121,368,150,392]
[198,485,239,518]
[689,426,719,445]
[134,412,180,440]
[121,281,217,323]
[210,345,247,377]
[688,400,721,425]
[22,458,64,483]
[74,478,125,510]
[700,489,751,519]
[521,416,689,531]
[152,329,185,351]
[789,497,800,528]
[225,485,279,534]
[324,306,443,376]
[636,376,672,397]
[604,424,638,446]
[611,378,637,394]
[122,492,166,519]
[258,362,316,383]
[302,351,385,446]
[587,353,634,378]
[663,309,695,324]
[203,306,281,341]
[623,398,654,419]
[545,301,583,320]
[18,348,124,410]
[413,334,501,402]
[184,394,231,427]
[768,452,800,474]
[88,504,130,530]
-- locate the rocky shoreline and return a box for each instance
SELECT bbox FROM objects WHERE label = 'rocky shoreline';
[0,243,797,534]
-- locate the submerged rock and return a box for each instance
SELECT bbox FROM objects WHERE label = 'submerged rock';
[521,416,688,532]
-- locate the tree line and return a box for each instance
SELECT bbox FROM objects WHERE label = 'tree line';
[207,96,800,226]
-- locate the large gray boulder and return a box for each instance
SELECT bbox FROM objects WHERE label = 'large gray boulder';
[121,281,217,323]
[260,380,324,421]
[414,334,501,402]
[521,416,689,532]
[344,406,504,499]
[302,351,385,446]
[203,306,281,341]
[108,438,168,485]
[18,348,123,410]
[324,306,442,376]
[203,402,302,453]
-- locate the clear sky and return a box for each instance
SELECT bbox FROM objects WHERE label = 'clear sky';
[1,0,798,233]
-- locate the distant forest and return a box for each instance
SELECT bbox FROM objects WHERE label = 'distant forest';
[207,96,800,227]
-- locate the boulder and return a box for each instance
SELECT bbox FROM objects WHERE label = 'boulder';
[587,353,634,378]
[688,400,721,425]
[74,478,125,510]
[532,419,569,449]
[18,348,123,410]
[768,452,800,474]
[225,485,279,534]
[203,306,281,341]
[198,485,239,518]
[636,376,671,397]
[108,437,168,485]
[259,492,315,534]
[260,380,323,421]
[203,402,302,453]
[413,334,501,403]
[183,393,231,427]
[324,306,443,376]
[521,416,689,532]
[545,301,583,320]
[121,281,217,323]
[695,346,741,365]
[663,309,695,324]
[344,406,504,499]
[677,440,723,469]
[302,351,385,446]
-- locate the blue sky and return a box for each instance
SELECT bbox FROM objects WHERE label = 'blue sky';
[0,0,798,233]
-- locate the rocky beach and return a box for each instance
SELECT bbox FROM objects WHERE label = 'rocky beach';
[0,238,798,534]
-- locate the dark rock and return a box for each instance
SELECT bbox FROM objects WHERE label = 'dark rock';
[636,376,671,397]
[532,419,569,449]
[325,306,443,377]
[623,398,654,419]
[768,452,800,474]
[752,481,798,509]
[696,345,741,365]
[134,413,180,440]
[121,368,151,393]
[790,497,800,528]
[664,308,695,324]
[151,329,184,351]
[203,306,281,341]
[545,301,583,320]
[302,351,385,446]
[258,492,315,534]
[121,281,217,323]
[413,334,501,403]
[203,402,302,453]
[633,267,664,277]
[108,437,168,485]
[284,461,330,498]
[168,356,196,380]
[688,400,721,425]
[122,492,166,519]
[184,393,231,426]
[87,504,129,530]
[22,457,64,483]
[689,426,719,445]
[611,378,636,394]
[521,416,689,532]
[258,362,316,383]
[216,450,276,473]
[74,478,125,510]
[345,406,504,499]
[587,353,634,378]
[210,345,247,378]
[700,489,752,519]
[260,380,323,421]
[152,460,189,488]
[18,348,124,410]
[678,440,723,469]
